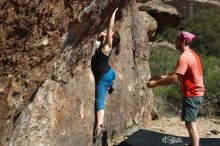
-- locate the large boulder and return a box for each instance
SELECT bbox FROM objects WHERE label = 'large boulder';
[163,0,220,25]
[139,11,158,40]
[138,1,180,29]
[149,41,177,52]
[0,1,153,146]
[136,0,152,3]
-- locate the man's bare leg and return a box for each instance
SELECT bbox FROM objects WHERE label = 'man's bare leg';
[185,121,200,146]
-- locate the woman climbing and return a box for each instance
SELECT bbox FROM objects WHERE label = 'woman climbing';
[92,8,120,139]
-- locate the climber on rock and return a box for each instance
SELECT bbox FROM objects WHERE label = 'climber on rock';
[92,8,120,139]
[147,31,205,146]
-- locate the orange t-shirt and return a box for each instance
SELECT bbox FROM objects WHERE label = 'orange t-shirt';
[175,48,205,97]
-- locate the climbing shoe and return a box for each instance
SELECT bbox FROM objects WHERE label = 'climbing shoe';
[95,124,106,139]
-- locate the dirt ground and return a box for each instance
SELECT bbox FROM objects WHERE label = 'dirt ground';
[150,116,220,138]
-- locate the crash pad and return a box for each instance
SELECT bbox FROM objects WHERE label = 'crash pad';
[117,129,220,146]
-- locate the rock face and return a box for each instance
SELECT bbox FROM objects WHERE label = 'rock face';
[139,11,158,40]
[150,41,177,52]
[0,0,153,146]
[136,0,152,3]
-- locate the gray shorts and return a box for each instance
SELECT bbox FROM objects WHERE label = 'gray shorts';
[181,96,204,122]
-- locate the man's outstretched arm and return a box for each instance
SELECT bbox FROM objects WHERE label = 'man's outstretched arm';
[147,73,181,88]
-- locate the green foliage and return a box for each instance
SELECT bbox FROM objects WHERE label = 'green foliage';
[186,8,220,56]
[155,28,177,44]
[150,47,220,114]
[201,56,220,99]
[151,8,220,115]
[150,47,182,113]
[156,8,220,57]
[149,46,179,75]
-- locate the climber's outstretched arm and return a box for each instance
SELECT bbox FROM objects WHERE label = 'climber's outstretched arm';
[102,8,118,55]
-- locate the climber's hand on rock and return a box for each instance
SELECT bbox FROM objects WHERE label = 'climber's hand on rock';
[99,32,106,38]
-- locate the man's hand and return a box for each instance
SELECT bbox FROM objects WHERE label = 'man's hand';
[147,73,179,88]
[146,80,157,88]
